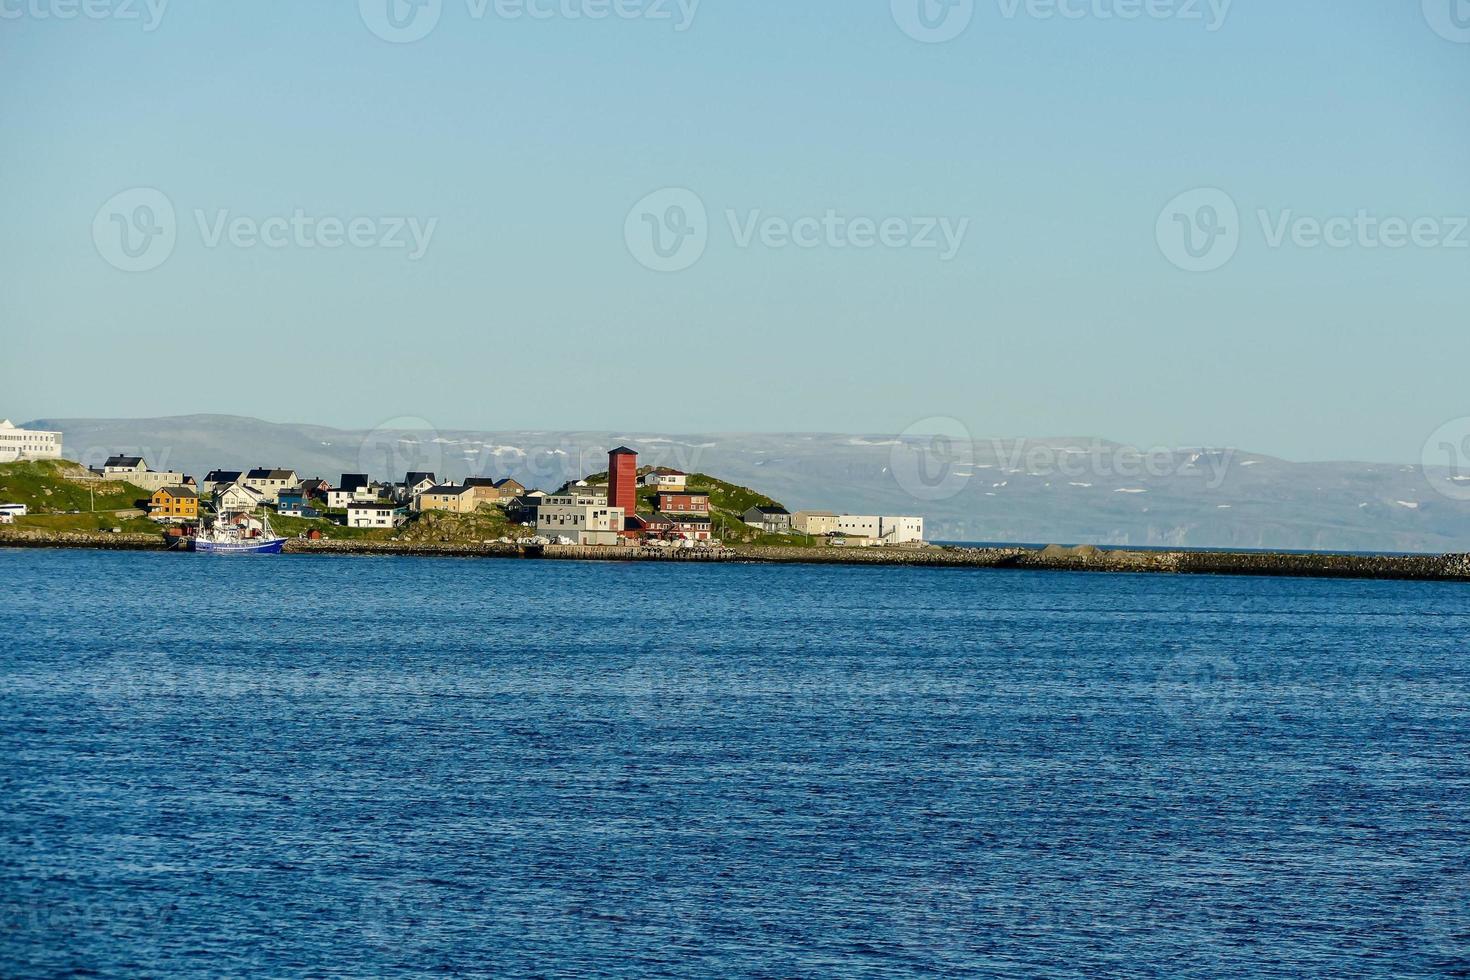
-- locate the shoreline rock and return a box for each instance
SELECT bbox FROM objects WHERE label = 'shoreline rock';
[3,528,1467,583]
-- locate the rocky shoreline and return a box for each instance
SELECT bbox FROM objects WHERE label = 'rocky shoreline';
[3,528,1468,582]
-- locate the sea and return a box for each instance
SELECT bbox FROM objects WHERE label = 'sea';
[2,548,1468,978]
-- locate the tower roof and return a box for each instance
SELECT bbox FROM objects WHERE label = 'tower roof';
[609,446,638,456]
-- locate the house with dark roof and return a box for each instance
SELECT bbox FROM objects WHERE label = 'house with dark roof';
[148,486,199,523]
[243,468,299,503]
[102,455,186,492]
[742,505,792,535]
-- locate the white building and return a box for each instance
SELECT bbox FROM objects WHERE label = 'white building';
[328,486,380,510]
[101,455,187,493]
[215,483,267,514]
[792,511,840,536]
[0,420,62,463]
[835,515,926,546]
[0,503,28,519]
[536,494,625,546]
[243,468,299,503]
[643,470,688,490]
[347,501,407,529]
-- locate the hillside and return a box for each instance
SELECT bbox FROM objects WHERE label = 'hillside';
[0,460,157,532]
[584,468,802,545]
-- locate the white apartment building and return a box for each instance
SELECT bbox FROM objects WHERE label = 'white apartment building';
[0,420,62,463]
[101,455,187,493]
[328,486,380,510]
[537,494,626,546]
[347,502,407,529]
[835,515,926,546]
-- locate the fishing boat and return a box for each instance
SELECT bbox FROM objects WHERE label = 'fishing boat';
[187,507,286,555]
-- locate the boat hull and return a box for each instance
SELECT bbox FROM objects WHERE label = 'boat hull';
[188,537,286,555]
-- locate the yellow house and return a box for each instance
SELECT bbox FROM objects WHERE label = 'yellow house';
[416,485,479,514]
[149,486,199,523]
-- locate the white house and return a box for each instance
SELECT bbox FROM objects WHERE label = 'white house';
[835,515,926,545]
[347,501,407,529]
[0,420,62,463]
[328,486,380,510]
[101,455,186,493]
[536,494,625,546]
[643,469,688,490]
[243,468,299,503]
[215,482,267,514]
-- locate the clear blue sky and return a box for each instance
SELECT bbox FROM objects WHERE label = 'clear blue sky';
[2,0,1465,462]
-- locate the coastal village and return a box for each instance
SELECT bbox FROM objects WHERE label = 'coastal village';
[0,419,928,551]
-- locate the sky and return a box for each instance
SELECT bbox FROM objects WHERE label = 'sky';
[1,0,1466,463]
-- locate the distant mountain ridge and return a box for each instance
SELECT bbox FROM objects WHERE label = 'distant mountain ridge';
[26,414,1470,553]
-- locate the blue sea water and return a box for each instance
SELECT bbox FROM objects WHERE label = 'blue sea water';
[2,548,1469,978]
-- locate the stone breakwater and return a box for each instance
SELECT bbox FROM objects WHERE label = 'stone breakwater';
[0,528,165,551]
[3,528,1468,582]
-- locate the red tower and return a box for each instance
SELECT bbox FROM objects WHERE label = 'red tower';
[608,446,638,515]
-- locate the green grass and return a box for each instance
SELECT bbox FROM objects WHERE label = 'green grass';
[0,459,151,514]
[15,513,159,534]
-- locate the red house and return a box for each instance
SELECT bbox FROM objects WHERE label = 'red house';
[657,491,710,515]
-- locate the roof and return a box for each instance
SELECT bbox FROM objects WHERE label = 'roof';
[247,468,296,481]
[609,446,638,456]
[404,472,437,485]
[340,474,370,491]
[658,489,709,497]
[463,478,498,488]
[218,484,265,500]
[424,485,474,497]
[795,510,839,518]
[747,505,791,516]
[105,455,144,469]
[205,470,242,483]
[494,478,525,489]
[154,486,198,499]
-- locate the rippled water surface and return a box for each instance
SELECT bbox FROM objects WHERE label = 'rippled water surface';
[3,548,1469,977]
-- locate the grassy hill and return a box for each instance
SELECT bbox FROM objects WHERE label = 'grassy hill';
[0,459,151,513]
[0,460,158,531]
